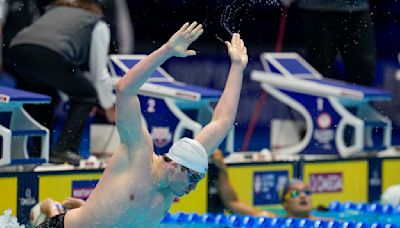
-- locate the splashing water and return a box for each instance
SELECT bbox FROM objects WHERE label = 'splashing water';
[215,35,226,44]
[0,209,25,228]
[220,0,280,35]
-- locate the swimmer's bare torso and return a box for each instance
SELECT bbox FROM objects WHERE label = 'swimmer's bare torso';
[65,132,176,228]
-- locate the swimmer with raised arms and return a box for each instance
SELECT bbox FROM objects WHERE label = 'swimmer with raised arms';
[39,21,248,228]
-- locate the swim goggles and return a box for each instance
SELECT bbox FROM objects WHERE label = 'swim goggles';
[181,165,204,183]
[284,189,312,201]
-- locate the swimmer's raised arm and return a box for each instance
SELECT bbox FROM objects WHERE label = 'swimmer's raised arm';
[116,22,203,97]
[195,33,247,156]
[115,22,203,147]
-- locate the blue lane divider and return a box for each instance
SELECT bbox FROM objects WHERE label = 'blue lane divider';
[329,201,400,215]
[160,212,398,228]
[202,212,215,224]
[215,213,229,225]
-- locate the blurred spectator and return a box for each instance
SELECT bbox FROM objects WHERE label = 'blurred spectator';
[2,0,40,78]
[281,0,376,86]
[103,0,134,54]
[8,0,116,165]
[208,149,276,217]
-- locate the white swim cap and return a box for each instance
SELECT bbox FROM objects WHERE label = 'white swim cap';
[166,138,208,174]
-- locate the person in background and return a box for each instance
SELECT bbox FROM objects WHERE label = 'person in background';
[281,178,315,219]
[280,0,376,86]
[1,0,40,88]
[208,149,276,217]
[102,0,134,54]
[281,178,334,221]
[8,0,116,165]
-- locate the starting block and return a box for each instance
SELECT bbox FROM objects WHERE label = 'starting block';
[106,55,234,155]
[0,87,51,166]
[251,53,392,157]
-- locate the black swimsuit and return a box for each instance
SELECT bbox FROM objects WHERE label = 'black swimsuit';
[36,213,65,228]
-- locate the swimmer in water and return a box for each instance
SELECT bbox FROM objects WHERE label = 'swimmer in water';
[281,179,315,219]
[281,179,331,220]
[36,21,248,228]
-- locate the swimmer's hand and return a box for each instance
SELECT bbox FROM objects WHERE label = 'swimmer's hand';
[40,198,66,217]
[167,21,203,58]
[225,33,248,70]
[255,210,277,218]
[62,197,85,210]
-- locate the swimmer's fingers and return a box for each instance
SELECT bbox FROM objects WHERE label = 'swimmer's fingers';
[231,33,240,47]
[226,33,248,68]
[241,40,247,55]
[231,33,246,52]
[184,21,198,34]
[174,21,201,42]
[168,21,203,57]
[238,38,247,57]
[225,41,232,52]
[177,22,190,33]
[184,50,197,56]
[188,25,203,43]
[40,198,55,214]
[61,199,72,209]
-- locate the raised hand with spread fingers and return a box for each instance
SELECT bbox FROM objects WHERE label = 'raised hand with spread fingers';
[167,21,203,57]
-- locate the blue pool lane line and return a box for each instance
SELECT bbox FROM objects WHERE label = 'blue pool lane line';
[160,211,399,228]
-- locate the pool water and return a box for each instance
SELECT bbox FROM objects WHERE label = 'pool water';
[314,210,400,225]
[159,225,223,228]
[157,209,400,228]
[271,208,400,225]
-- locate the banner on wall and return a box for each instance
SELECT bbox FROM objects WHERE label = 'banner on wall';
[382,159,400,191]
[309,172,343,193]
[304,161,368,206]
[368,158,382,202]
[38,173,102,203]
[253,170,289,205]
[71,180,99,200]
[0,178,18,214]
[17,174,39,225]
